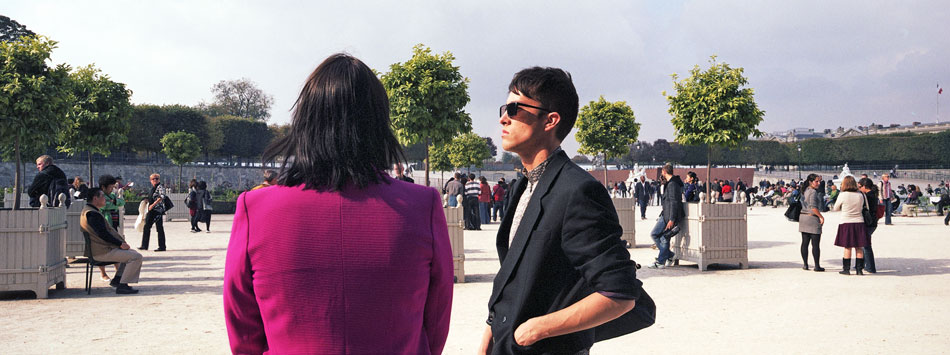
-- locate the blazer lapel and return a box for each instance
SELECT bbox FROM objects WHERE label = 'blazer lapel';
[489,151,569,307]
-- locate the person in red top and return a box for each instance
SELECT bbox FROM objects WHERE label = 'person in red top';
[479,176,493,224]
[492,178,507,222]
[721,182,733,202]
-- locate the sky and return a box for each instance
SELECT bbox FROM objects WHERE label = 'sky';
[5,1,949,157]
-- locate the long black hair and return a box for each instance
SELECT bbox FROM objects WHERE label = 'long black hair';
[263,53,405,191]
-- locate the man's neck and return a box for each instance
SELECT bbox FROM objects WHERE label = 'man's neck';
[519,144,560,171]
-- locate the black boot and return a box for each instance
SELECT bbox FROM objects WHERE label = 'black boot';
[855,258,865,275]
[839,258,851,275]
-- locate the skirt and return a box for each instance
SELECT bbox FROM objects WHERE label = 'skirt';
[834,222,869,248]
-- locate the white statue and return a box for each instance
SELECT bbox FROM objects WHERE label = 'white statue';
[840,163,853,178]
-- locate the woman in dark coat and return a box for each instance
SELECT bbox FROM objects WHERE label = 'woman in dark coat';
[188,179,200,232]
[196,181,212,233]
[858,178,879,273]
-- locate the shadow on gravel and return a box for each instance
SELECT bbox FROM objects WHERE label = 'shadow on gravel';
[748,241,794,249]
[866,258,950,276]
[1,283,223,300]
[462,273,497,283]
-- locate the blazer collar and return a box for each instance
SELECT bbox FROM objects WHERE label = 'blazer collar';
[490,150,570,308]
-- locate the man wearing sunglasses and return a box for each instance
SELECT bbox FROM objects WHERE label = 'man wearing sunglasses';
[481,67,647,354]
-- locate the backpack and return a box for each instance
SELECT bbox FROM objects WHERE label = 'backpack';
[48,177,71,208]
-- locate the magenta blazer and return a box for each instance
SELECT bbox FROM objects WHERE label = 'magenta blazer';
[223,177,453,354]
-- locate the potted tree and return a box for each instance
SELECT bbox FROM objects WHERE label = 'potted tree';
[664,56,764,270]
[576,96,640,248]
[0,33,71,297]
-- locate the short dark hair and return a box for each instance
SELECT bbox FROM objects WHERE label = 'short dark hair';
[508,67,579,141]
[98,174,117,189]
[87,187,103,200]
[662,163,674,175]
[198,181,208,190]
[469,173,475,180]
[263,53,405,191]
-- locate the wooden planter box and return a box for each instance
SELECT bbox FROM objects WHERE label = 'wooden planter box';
[611,198,636,248]
[671,203,749,271]
[443,206,465,283]
[0,197,68,298]
[164,193,190,221]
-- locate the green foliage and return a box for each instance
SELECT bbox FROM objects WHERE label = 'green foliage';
[0,35,72,206]
[57,64,133,158]
[199,78,274,121]
[575,96,640,168]
[1,15,35,42]
[500,152,523,169]
[447,133,492,170]
[161,131,201,166]
[429,143,453,172]
[129,104,213,154]
[665,56,764,149]
[209,115,272,158]
[571,155,591,164]
[381,44,472,184]
[484,137,498,158]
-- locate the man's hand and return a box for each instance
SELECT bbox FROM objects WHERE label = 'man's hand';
[120,243,130,250]
[665,220,674,231]
[477,325,493,355]
[514,318,545,346]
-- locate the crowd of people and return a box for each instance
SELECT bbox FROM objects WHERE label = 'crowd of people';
[442,173,509,230]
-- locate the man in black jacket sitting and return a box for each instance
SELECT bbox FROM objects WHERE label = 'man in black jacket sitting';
[80,188,142,294]
[27,155,68,207]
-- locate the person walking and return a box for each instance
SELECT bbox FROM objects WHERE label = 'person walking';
[858,178,879,273]
[223,53,452,354]
[799,174,825,272]
[140,173,167,252]
[196,181,212,233]
[832,176,870,275]
[635,177,649,220]
[478,176,492,225]
[187,179,201,232]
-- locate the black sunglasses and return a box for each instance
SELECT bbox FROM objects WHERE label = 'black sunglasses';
[499,102,551,118]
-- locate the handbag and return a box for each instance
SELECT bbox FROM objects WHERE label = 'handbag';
[162,195,175,211]
[861,194,875,228]
[875,204,885,219]
[784,200,802,222]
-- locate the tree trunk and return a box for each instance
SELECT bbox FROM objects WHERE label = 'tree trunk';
[88,151,93,186]
[13,135,22,210]
[705,146,712,203]
[603,152,609,188]
[424,137,431,187]
[178,164,184,193]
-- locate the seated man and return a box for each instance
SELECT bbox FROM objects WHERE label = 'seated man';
[80,187,143,294]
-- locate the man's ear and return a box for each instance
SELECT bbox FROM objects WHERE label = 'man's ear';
[543,112,561,133]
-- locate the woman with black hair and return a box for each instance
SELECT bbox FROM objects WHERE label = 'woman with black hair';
[195,181,212,233]
[858,177,879,273]
[222,53,452,354]
[187,179,201,232]
[798,174,825,271]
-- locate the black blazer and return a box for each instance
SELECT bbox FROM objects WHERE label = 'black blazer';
[488,151,642,354]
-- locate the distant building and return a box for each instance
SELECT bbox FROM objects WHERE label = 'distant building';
[753,121,950,142]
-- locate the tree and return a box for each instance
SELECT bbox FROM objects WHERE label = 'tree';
[665,56,764,202]
[199,78,274,121]
[500,151,523,170]
[209,115,272,165]
[447,133,492,172]
[161,131,201,192]
[575,96,640,185]
[1,15,35,42]
[381,44,472,186]
[0,35,72,209]
[428,143,454,184]
[128,104,213,157]
[58,64,133,182]
[571,154,591,165]
[484,137,498,158]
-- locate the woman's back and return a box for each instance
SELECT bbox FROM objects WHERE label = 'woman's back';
[224,178,453,354]
[833,191,865,223]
